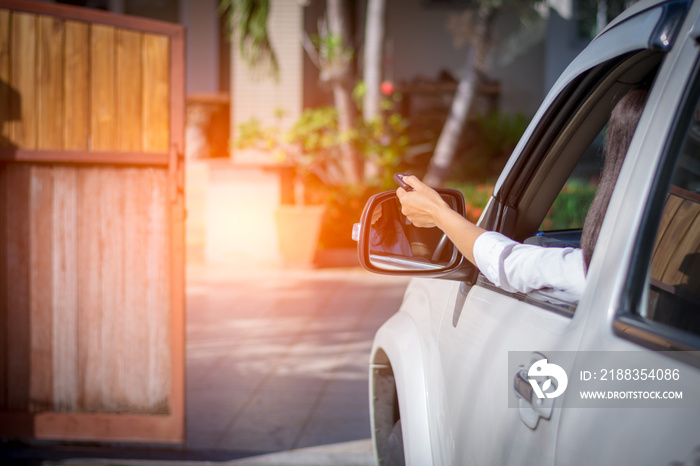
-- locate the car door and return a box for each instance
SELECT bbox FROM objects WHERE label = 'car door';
[555,8,700,464]
[432,2,692,464]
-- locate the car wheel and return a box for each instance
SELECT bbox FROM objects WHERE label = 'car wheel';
[381,419,406,466]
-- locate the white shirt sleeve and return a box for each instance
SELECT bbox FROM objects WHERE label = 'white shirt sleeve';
[472,231,586,301]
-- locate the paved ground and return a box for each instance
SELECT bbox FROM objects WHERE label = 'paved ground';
[185,263,409,457]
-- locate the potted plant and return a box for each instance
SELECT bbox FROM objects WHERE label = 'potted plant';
[274,106,350,266]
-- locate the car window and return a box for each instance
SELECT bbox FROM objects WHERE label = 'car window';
[640,96,700,337]
[540,129,605,232]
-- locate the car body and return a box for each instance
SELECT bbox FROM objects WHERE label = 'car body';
[355,0,700,464]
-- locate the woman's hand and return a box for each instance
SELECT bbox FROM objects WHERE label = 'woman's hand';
[395,175,450,228]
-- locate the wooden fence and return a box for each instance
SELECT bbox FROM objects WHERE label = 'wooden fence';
[0,0,185,443]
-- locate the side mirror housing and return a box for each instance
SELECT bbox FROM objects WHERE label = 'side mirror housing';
[354,189,478,282]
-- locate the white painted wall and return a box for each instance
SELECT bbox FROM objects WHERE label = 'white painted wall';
[231,0,304,159]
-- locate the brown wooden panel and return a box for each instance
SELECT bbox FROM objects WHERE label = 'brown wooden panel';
[652,193,683,259]
[0,165,7,409]
[52,167,78,412]
[0,9,11,147]
[0,9,9,410]
[0,148,169,166]
[98,167,126,412]
[651,194,687,280]
[142,168,171,412]
[143,33,169,152]
[90,24,116,151]
[76,167,103,412]
[64,20,89,151]
[0,1,185,443]
[6,164,30,410]
[117,29,142,152]
[168,25,185,440]
[123,169,150,409]
[661,204,700,286]
[37,15,63,150]
[35,411,181,443]
[11,12,37,148]
[123,168,170,412]
[29,166,54,411]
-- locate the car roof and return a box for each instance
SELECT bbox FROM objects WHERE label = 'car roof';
[601,0,676,34]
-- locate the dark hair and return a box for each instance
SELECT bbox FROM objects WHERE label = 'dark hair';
[580,87,649,272]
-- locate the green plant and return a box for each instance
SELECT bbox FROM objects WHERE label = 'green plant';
[449,110,530,183]
[281,106,348,188]
[352,82,411,188]
[541,181,598,230]
[233,118,280,152]
[447,179,598,230]
[233,103,412,248]
[447,181,494,222]
[219,0,278,78]
[310,33,354,73]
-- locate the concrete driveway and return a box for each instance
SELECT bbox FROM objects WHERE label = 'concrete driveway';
[185,262,409,463]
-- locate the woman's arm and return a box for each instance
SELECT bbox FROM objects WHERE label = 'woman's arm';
[396,175,487,265]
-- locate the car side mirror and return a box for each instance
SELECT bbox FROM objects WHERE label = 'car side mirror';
[353,189,478,282]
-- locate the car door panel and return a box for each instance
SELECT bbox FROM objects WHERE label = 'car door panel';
[435,284,579,465]
[555,8,700,464]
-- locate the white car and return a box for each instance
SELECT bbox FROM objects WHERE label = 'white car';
[354,0,700,464]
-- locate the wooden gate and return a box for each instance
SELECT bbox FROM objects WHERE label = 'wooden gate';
[0,1,185,443]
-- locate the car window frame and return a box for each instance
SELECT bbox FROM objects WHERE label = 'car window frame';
[475,50,665,316]
[615,55,700,358]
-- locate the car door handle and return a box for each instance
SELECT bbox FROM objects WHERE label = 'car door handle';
[514,370,535,403]
[513,366,555,429]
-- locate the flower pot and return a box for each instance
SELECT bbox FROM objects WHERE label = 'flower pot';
[275,204,326,266]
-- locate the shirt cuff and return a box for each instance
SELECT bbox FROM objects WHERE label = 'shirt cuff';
[472,231,518,289]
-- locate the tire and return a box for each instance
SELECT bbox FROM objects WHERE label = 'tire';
[381,419,406,466]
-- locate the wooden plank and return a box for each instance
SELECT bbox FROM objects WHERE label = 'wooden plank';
[142,33,169,152]
[650,193,685,280]
[117,29,142,152]
[0,9,11,147]
[52,167,78,412]
[144,168,170,412]
[0,165,7,409]
[123,168,172,412]
[6,164,30,410]
[76,167,103,412]
[169,26,186,437]
[0,148,169,166]
[98,167,126,412]
[661,204,700,287]
[37,15,63,150]
[90,24,116,151]
[10,12,37,149]
[34,411,181,443]
[122,169,149,409]
[63,20,89,151]
[29,166,54,412]
[0,9,8,409]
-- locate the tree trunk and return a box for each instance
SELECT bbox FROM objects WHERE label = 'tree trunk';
[362,0,386,123]
[327,0,363,184]
[423,4,495,187]
[362,0,386,179]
